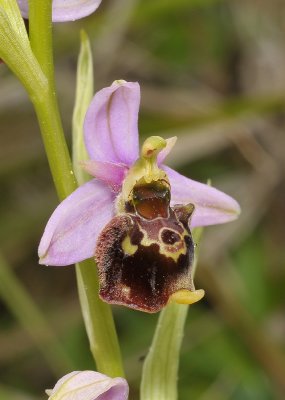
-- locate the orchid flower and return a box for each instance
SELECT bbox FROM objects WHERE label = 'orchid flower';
[39,80,240,313]
[46,371,128,400]
[17,0,102,22]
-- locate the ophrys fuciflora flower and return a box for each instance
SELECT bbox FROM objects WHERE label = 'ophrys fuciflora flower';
[39,80,240,313]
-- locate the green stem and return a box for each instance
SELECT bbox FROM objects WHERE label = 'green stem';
[0,252,73,376]
[32,93,77,201]
[28,0,54,86]
[75,260,124,377]
[27,2,124,377]
[28,0,76,200]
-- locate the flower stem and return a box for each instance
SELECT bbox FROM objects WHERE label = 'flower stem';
[28,0,76,200]
[32,93,77,200]
[27,2,124,378]
[28,0,54,86]
[75,260,124,377]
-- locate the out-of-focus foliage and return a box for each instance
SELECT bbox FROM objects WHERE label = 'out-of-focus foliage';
[1,0,285,399]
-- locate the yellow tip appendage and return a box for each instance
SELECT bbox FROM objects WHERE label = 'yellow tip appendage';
[169,289,205,305]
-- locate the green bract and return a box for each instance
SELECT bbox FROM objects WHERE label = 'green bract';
[0,0,47,96]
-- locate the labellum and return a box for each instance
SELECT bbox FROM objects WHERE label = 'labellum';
[95,137,204,313]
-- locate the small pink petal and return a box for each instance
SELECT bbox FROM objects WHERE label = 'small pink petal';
[39,179,115,266]
[164,166,241,227]
[84,81,140,166]
[17,0,102,22]
[47,370,128,400]
[157,136,177,165]
[80,160,128,191]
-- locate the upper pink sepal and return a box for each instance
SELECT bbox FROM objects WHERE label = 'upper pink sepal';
[84,81,140,166]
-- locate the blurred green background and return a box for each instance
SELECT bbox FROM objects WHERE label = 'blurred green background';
[1,0,285,399]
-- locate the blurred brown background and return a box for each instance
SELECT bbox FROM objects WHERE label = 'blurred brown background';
[0,0,285,399]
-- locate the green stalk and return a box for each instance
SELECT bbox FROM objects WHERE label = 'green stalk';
[141,228,204,400]
[28,0,76,200]
[32,93,77,201]
[27,3,124,377]
[75,260,124,377]
[28,0,54,85]
[0,252,73,376]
